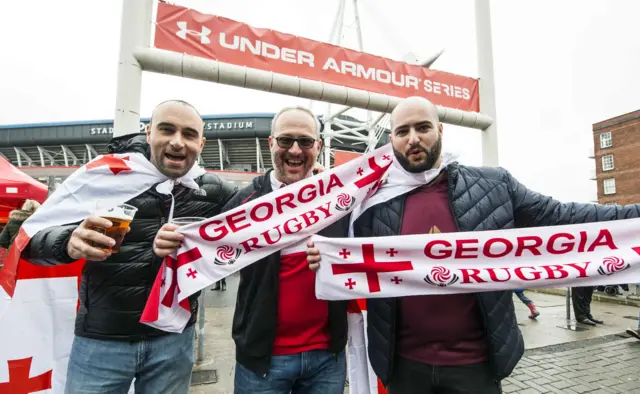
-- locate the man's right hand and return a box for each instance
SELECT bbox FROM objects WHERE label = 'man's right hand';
[67,216,115,261]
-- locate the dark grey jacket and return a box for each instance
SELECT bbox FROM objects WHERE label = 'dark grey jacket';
[354,163,640,385]
[24,134,238,341]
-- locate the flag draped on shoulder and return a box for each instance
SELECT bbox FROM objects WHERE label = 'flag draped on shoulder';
[0,153,204,393]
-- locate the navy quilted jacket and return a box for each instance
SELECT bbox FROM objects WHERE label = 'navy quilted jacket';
[354,163,640,385]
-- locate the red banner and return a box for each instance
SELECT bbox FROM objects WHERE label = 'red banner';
[154,2,480,112]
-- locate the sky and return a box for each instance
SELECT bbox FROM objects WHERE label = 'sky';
[1,0,639,203]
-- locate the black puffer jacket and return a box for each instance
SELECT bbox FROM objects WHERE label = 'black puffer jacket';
[25,134,238,341]
[223,170,349,376]
[355,163,640,385]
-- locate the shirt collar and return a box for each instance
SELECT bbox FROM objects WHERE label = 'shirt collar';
[270,171,285,191]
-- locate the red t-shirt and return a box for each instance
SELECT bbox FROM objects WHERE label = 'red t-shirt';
[272,242,331,355]
[396,174,488,366]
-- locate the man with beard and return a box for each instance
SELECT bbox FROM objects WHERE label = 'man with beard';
[307,96,640,393]
[221,106,349,393]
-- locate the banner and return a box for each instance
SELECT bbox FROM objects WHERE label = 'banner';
[154,2,480,112]
[141,145,393,332]
[314,219,640,300]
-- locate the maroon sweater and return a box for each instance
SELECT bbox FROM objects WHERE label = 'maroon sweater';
[396,174,488,366]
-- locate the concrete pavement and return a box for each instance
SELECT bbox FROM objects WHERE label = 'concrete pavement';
[190,279,640,393]
[503,338,640,393]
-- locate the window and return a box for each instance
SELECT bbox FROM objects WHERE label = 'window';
[603,178,616,195]
[600,132,612,148]
[602,155,614,171]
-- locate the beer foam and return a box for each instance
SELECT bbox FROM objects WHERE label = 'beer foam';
[94,205,135,221]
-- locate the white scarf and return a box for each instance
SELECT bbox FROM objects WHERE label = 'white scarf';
[348,152,459,237]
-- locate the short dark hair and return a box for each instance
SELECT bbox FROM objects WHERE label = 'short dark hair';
[150,100,203,126]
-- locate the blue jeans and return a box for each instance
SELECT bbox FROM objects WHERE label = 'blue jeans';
[65,325,195,394]
[234,349,346,394]
[513,290,532,305]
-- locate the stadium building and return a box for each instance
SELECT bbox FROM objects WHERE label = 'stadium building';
[0,112,389,188]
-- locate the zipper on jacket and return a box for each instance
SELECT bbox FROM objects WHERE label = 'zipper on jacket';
[385,193,407,383]
[446,169,495,375]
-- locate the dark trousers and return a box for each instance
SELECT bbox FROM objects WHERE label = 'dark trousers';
[571,286,593,320]
[387,357,502,394]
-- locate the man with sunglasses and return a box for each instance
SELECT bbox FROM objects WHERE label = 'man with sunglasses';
[222,106,349,393]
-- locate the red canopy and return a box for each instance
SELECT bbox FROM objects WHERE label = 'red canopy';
[0,158,48,224]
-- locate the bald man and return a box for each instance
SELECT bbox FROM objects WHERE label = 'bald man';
[26,100,238,393]
[307,96,640,393]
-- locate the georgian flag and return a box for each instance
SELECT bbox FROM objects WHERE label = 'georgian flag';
[0,153,205,393]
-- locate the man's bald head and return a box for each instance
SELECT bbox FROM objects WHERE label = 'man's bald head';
[389,96,443,173]
[150,100,203,129]
[390,96,439,130]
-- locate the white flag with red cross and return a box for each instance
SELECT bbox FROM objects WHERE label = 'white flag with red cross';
[313,218,640,300]
[0,152,205,393]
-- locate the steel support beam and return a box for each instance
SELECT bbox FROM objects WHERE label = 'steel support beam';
[475,0,500,166]
[85,144,99,162]
[218,139,224,170]
[61,145,79,166]
[14,147,33,167]
[37,146,57,167]
[133,48,494,130]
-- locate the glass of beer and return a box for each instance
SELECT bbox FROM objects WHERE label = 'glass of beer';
[171,217,206,227]
[92,202,138,253]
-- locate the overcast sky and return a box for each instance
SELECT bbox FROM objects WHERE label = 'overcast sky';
[1,0,638,203]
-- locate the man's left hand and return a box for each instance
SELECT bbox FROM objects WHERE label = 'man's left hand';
[153,223,184,258]
[306,239,321,271]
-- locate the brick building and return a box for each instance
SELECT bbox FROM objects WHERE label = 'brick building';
[590,109,640,205]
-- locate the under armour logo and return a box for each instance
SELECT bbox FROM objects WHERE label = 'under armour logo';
[176,21,211,44]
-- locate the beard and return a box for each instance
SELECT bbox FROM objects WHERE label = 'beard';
[271,152,313,184]
[393,136,442,173]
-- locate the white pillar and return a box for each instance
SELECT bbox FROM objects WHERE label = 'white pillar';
[475,0,499,167]
[218,139,224,170]
[113,0,153,138]
[322,0,346,169]
[256,137,262,172]
[323,121,332,168]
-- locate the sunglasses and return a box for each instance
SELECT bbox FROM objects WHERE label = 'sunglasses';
[275,136,317,150]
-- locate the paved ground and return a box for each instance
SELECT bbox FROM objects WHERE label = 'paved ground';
[190,276,640,393]
[503,338,640,393]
